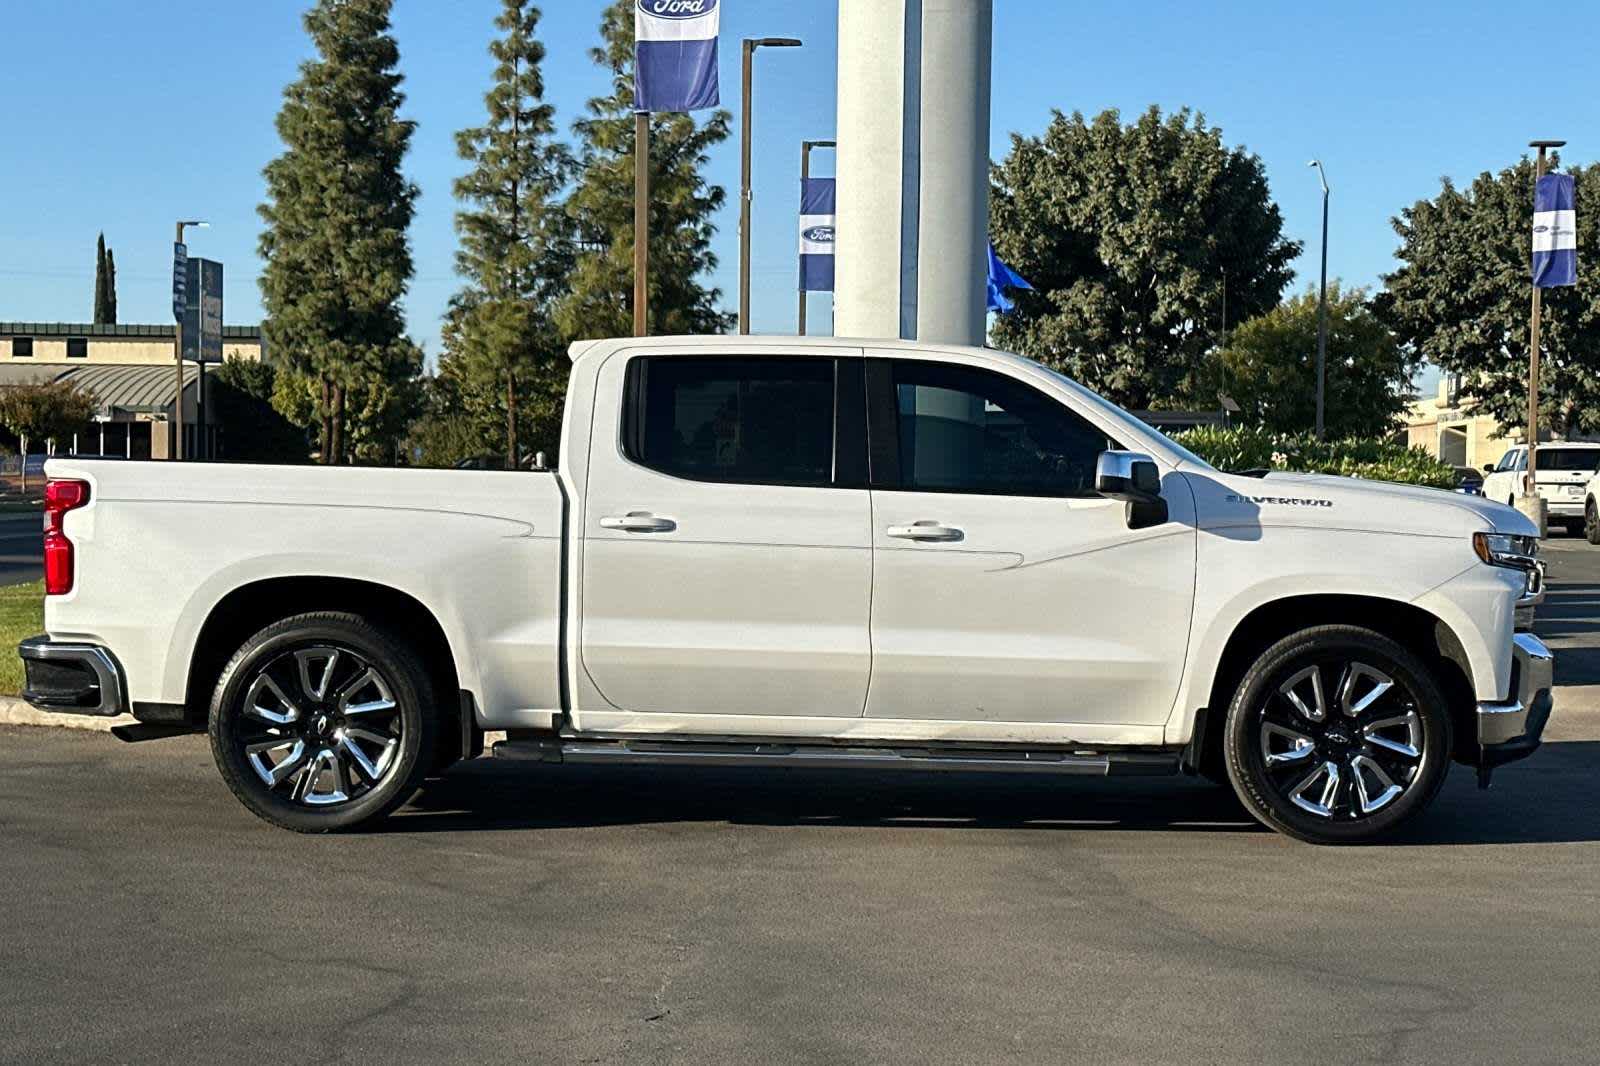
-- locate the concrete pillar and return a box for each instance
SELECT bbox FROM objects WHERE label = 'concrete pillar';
[834,0,992,346]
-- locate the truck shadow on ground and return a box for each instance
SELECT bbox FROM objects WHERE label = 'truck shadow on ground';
[392,740,1600,846]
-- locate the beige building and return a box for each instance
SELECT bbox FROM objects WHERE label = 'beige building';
[0,322,267,460]
[1404,374,1519,471]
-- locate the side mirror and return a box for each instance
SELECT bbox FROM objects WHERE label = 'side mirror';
[1482,464,1496,474]
[1096,451,1168,530]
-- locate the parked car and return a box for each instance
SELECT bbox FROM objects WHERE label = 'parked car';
[1454,466,1485,496]
[1481,443,1600,535]
[18,336,1553,844]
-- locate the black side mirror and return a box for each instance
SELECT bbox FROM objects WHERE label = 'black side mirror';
[1482,464,1496,474]
[1096,451,1168,529]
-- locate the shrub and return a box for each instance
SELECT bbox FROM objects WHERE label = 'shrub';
[1174,425,1457,488]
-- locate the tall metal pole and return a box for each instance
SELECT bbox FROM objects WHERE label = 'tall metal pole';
[1526,139,1566,510]
[633,112,649,338]
[798,138,837,336]
[172,220,206,461]
[739,38,802,336]
[1309,160,1330,440]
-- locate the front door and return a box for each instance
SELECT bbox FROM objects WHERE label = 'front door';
[578,349,874,722]
[862,355,1197,733]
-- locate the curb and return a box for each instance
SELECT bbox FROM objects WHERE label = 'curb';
[0,695,133,732]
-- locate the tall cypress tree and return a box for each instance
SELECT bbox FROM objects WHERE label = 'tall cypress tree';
[553,1,733,340]
[258,0,421,464]
[104,248,117,324]
[92,233,109,324]
[445,0,571,467]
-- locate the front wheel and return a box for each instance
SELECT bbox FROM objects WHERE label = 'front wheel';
[209,612,437,832]
[1223,625,1451,844]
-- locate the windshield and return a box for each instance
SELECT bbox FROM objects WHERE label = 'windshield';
[1537,448,1600,472]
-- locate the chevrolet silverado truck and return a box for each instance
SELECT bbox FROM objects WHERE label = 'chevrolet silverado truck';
[19,336,1554,843]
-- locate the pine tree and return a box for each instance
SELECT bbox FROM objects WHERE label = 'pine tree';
[258,0,421,464]
[92,233,109,325]
[104,247,117,324]
[553,1,733,341]
[445,0,572,467]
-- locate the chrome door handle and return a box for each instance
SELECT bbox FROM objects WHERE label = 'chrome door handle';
[886,521,963,542]
[599,513,677,533]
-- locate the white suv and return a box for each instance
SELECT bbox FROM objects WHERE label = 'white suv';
[1482,443,1600,536]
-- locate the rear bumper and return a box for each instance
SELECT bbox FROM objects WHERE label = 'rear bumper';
[1475,632,1553,767]
[17,636,128,717]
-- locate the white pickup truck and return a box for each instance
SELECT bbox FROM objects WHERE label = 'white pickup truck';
[20,336,1553,843]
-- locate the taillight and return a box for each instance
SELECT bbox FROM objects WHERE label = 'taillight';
[43,479,90,596]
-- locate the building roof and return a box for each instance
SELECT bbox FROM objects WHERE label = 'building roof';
[0,363,197,414]
[0,322,262,340]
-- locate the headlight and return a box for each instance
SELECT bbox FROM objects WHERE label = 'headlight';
[1473,532,1539,570]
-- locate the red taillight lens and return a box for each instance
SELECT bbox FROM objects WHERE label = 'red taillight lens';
[43,479,90,596]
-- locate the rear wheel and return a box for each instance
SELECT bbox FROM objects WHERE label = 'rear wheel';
[1223,625,1451,844]
[209,612,436,832]
[1586,499,1600,545]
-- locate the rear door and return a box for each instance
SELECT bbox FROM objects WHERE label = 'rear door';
[577,348,874,721]
[1534,446,1600,505]
[861,354,1196,732]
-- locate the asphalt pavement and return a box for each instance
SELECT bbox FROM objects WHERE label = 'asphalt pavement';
[0,512,41,586]
[2,543,1599,1065]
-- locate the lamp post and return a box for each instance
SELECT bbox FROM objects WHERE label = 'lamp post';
[1308,160,1330,440]
[799,138,836,335]
[173,219,207,461]
[739,36,802,336]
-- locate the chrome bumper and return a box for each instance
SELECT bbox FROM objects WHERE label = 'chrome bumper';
[17,636,128,717]
[1476,632,1554,750]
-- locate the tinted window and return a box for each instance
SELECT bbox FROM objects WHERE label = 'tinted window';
[627,357,835,486]
[883,360,1116,497]
[11,337,32,358]
[66,337,88,359]
[1536,448,1600,472]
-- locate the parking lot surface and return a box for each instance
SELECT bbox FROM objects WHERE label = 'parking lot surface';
[2,542,1598,1066]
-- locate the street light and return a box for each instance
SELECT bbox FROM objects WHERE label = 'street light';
[799,138,836,335]
[1308,161,1329,440]
[173,220,208,461]
[739,36,803,335]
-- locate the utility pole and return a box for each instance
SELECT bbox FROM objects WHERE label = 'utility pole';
[798,138,835,335]
[1524,139,1567,533]
[739,37,802,335]
[1309,160,1330,440]
[172,220,206,461]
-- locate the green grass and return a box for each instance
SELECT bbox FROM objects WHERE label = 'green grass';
[0,581,44,695]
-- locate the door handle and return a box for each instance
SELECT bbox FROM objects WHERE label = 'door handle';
[886,521,964,542]
[599,513,677,533]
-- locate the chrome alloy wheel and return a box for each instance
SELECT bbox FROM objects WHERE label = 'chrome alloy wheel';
[233,645,404,808]
[1256,660,1424,820]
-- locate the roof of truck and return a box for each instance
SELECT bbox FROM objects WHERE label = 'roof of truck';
[566,334,1001,362]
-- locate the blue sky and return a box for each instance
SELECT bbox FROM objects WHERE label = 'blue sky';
[2,0,1596,370]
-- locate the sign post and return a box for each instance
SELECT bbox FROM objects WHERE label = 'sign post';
[184,259,224,459]
[172,238,188,461]
[1521,139,1573,536]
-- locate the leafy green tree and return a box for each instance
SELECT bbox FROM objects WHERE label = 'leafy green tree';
[210,357,309,463]
[404,371,497,468]
[258,0,421,464]
[445,0,571,468]
[1379,158,1600,435]
[0,383,97,490]
[990,106,1300,410]
[552,0,733,340]
[1210,283,1417,437]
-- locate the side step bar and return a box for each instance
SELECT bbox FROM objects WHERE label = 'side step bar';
[493,737,1178,777]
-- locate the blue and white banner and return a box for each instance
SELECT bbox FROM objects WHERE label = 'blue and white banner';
[634,0,720,113]
[986,242,1033,313]
[799,177,836,292]
[1532,173,1577,288]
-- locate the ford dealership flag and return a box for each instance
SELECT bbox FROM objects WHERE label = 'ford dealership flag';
[986,243,1033,313]
[634,0,720,113]
[799,177,836,292]
[1532,173,1577,288]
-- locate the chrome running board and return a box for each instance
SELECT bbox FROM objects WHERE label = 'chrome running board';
[493,737,1178,776]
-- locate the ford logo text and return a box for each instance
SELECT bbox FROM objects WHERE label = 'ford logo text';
[639,0,717,18]
[803,226,836,243]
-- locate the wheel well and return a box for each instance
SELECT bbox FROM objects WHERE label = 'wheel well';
[1191,595,1477,775]
[184,578,463,755]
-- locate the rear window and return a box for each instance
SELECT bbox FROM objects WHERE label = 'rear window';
[1536,448,1600,472]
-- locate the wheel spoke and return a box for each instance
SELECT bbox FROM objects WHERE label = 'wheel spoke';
[246,739,307,788]
[244,673,301,726]
[338,668,397,716]
[1278,666,1328,722]
[1362,710,1422,760]
[1350,754,1403,814]
[298,748,350,806]
[295,648,341,701]
[1288,761,1341,818]
[1339,663,1395,718]
[1261,722,1317,767]
[339,727,396,781]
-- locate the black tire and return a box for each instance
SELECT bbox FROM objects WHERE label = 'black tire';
[209,612,437,833]
[1586,499,1600,545]
[1223,625,1452,844]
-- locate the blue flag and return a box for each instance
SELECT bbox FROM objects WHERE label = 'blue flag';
[987,243,1033,313]
[634,0,720,113]
[1532,173,1577,288]
[799,178,836,293]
